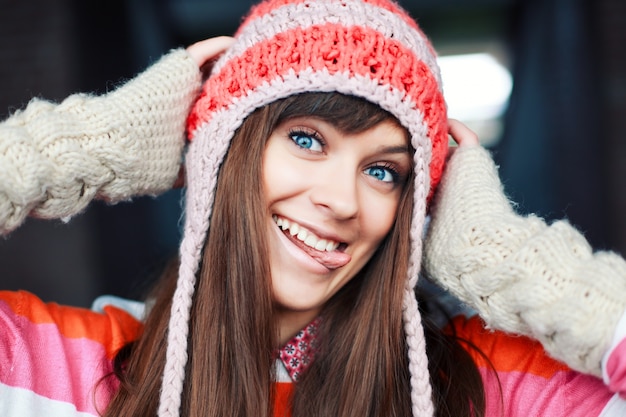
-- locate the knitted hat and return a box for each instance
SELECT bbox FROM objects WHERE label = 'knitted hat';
[160,1,448,416]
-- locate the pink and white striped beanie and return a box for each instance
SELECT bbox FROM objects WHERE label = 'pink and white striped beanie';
[159,1,448,416]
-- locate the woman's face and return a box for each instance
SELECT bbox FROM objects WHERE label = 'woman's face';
[262,115,411,328]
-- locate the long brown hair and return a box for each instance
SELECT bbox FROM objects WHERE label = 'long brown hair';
[102,93,486,417]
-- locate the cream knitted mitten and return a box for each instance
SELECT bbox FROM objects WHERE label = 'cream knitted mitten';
[0,49,201,234]
[423,146,626,376]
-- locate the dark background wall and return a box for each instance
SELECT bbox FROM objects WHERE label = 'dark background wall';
[0,0,624,307]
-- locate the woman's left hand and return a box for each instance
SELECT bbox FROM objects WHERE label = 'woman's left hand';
[448,119,479,148]
[424,122,626,377]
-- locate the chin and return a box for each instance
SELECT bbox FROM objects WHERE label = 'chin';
[273,291,325,315]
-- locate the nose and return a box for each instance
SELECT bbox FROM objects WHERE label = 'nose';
[309,161,359,220]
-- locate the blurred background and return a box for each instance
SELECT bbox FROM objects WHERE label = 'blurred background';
[0,0,624,307]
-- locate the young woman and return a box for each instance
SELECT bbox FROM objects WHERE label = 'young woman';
[1,0,626,416]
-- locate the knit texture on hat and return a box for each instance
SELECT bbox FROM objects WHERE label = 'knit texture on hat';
[160,1,447,416]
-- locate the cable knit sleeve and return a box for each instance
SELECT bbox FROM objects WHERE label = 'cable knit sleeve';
[0,48,202,235]
[423,145,626,377]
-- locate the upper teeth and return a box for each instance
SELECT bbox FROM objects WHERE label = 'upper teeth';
[273,215,340,252]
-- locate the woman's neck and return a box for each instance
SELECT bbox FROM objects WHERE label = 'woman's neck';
[276,307,320,346]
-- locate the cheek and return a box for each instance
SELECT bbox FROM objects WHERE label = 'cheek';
[262,158,280,199]
[362,193,401,244]
[262,143,287,201]
[364,190,404,249]
[262,143,310,201]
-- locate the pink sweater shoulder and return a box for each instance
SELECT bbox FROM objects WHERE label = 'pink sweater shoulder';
[0,290,142,417]
[451,315,620,416]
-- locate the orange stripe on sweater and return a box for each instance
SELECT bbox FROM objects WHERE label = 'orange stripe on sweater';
[0,290,143,359]
[449,315,569,379]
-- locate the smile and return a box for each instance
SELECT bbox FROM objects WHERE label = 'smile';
[272,215,341,252]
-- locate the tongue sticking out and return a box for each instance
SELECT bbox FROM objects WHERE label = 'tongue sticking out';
[284,231,351,270]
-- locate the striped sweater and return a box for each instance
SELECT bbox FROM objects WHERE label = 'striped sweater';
[1,290,625,416]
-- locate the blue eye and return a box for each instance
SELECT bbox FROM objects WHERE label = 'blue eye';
[365,166,397,183]
[290,130,324,152]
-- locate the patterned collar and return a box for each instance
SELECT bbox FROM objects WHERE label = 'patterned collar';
[278,317,320,381]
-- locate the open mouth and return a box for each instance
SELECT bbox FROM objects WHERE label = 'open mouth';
[273,215,346,251]
[272,215,350,270]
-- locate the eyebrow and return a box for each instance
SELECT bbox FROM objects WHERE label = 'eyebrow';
[377,144,411,155]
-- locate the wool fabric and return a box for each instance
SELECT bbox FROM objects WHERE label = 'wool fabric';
[161,1,448,416]
[423,145,626,378]
[0,50,199,234]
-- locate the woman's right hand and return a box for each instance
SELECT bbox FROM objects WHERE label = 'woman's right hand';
[168,36,235,190]
[186,36,235,75]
